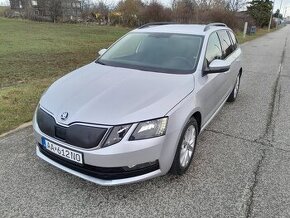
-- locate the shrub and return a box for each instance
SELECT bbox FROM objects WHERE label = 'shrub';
[140,1,173,24]
[3,8,21,18]
[198,8,242,31]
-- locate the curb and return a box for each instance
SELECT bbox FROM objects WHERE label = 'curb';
[0,121,32,138]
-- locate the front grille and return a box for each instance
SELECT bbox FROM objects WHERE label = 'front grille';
[38,144,159,180]
[55,125,66,140]
[37,107,107,149]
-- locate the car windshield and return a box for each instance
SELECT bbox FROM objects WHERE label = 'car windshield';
[97,32,203,74]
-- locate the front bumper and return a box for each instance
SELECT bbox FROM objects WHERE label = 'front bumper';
[33,117,170,185]
[36,146,162,186]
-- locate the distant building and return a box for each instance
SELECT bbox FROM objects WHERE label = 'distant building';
[9,0,82,20]
[273,17,283,25]
[10,0,28,10]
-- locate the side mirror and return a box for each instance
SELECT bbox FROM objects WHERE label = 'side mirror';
[203,59,230,75]
[98,48,107,56]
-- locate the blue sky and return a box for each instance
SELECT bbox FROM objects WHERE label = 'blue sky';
[0,0,289,16]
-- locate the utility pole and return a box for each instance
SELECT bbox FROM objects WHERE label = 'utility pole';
[277,0,284,27]
[268,0,276,31]
[284,6,289,18]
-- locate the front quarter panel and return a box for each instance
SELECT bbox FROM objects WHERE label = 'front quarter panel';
[161,89,200,173]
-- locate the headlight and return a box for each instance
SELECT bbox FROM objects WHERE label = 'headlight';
[130,117,168,140]
[102,124,131,147]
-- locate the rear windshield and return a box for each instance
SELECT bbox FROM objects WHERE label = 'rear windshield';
[97,32,203,74]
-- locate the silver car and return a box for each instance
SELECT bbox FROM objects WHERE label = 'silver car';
[33,23,242,185]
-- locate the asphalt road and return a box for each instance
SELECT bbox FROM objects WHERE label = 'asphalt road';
[1,26,290,217]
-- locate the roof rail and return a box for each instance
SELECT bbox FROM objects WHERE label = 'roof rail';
[204,23,227,31]
[138,22,177,29]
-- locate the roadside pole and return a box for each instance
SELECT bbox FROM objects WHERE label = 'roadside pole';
[268,0,276,31]
[243,22,248,38]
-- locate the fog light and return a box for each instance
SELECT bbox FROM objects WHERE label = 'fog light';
[123,160,159,171]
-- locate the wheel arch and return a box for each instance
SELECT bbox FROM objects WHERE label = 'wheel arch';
[191,111,202,134]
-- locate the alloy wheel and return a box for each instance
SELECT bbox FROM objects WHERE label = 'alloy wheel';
[179,125,196,168]
[234,75,240,98]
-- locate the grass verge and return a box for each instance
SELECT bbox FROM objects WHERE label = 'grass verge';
[0,18,129,134]
[236,28,277,44]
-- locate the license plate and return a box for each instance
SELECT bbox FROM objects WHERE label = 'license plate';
[41,137,83,164]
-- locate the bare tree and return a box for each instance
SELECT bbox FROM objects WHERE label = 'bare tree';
[140,0,172,23]
[227,0,247,11]
[80,0,92,20]
[92,1,110,24]
[116,0,144,26]
[172,0,197,23]
[49,0,62,22]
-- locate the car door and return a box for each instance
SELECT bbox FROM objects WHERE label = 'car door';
[196,31,228,124]
[217,30,238,97]
[227,30,242,87]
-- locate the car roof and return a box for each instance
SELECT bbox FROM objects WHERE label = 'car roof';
[132,24,231,36]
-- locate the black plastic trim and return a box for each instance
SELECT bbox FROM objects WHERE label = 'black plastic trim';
[138,22,178,29]
[38,144,159,180]
[37,108,107,149]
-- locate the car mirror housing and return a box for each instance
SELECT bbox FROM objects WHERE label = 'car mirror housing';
[203,59,230,75]
[98,48,107,56]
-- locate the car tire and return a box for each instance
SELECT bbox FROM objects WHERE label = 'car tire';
[227,73,241,102]
[170,117,198,175]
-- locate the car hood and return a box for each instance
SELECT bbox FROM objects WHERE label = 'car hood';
[40,63,194,125]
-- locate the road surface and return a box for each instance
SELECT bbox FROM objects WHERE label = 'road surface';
[1,26,290,217]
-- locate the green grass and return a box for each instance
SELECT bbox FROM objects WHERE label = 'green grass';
[0,18,279,135]
[236,28,276,44]
[0,18,129,134]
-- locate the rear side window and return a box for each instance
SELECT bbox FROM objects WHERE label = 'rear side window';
[228,31,238,50]
[217,30,233,59]
[205,32,222,65]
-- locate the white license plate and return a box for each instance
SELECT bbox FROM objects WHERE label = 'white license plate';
[41,138,83,164]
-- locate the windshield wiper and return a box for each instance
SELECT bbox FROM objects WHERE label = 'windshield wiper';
[96,59,106,65]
